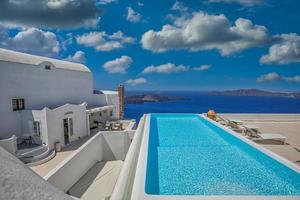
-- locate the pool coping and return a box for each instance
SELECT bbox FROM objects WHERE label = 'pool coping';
[130,113,300,200]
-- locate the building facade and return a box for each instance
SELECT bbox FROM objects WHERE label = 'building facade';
[0,48,119,149]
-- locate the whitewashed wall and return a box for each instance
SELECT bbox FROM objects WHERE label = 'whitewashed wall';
[21,104,88,149]
[106,93,119,120]
[46,104,88,149]
[0,60,93,138]
[45,130,132,192]
[102,131,131,160]
[93,92,119,120]
[45,134,103,192]
[0,135,17,155]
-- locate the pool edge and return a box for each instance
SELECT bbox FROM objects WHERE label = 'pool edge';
[129,113,300,200]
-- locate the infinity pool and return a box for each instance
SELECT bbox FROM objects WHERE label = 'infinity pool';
[145,114,300,196]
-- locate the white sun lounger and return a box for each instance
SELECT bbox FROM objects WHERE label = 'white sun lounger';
[257,133,286,142]
[243,124,259,132]
[228,119,243,125]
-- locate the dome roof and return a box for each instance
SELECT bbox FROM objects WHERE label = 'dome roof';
[0,48,90,73]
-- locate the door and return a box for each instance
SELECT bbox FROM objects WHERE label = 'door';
[63,118,74,144]
[63,118,69,144]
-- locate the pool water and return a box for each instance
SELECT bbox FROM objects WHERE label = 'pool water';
[145,114,300,195]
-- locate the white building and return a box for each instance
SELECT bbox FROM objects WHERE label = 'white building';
[0,48,120,150]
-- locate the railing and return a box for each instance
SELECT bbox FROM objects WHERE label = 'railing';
[110,115,146,200]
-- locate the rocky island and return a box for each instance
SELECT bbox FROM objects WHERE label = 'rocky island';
[207,89,300,99]
[125,94,189,104]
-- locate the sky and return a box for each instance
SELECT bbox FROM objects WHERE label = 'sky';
[0,0,300,92]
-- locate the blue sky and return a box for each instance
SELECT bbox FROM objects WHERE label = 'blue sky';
[0,0,300,91]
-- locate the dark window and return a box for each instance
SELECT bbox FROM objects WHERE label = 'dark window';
[45,65,51,70]
[110,111,113,117]
[12,99,25,111]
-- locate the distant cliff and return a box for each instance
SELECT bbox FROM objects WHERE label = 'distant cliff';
[207,89,300,98]
[125,94,189,104]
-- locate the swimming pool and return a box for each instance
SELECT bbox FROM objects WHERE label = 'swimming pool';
[130,114,300,199]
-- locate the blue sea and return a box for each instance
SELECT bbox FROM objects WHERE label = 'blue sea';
[125,91,300,121]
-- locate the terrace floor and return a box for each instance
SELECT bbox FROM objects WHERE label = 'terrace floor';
[220,114,300,166]
[68,160,123,200]
[30,132,97,177]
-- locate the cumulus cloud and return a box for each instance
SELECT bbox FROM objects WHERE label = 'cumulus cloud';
[126,77,147,86]
[76,31,135,51]
[137,2,144,6]
[0,0,102,29]
[192,65,212,71]
[284,75,300,83]
[141,12,269,55]
[0,27,60,56]
[207,0,264,7]
[97,0,117,5]
[126,7,142,23]
[256,72,300,83]
[102,56,133,74]
[64,51,86,63]
[171,1,188,12]
[260,33,300,65]
[142,63,189,74]
[256,72,280,82]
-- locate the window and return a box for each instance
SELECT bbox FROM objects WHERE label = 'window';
[110,111,113,117]
[33,121,41,136]
[99,112,102,117]
[12,99,25,111]
[45,65,51,70]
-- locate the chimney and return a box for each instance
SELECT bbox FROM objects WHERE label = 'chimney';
[118,84,125,120]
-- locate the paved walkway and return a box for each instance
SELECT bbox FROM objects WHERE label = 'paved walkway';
[221,114,300,166]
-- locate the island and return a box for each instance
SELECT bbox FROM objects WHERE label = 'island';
[207,89,300,99]
[125,94,189,104]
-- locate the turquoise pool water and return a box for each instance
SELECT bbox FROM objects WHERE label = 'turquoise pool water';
[145,114,300,195]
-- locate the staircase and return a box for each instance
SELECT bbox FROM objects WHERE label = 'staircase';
[18,144,56,166]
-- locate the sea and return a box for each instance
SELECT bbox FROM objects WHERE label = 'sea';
[125,91,300,122]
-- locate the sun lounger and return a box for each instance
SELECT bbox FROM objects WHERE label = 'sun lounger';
[253,133,287,144]
[230,125,247,133]
[228,119,243,125]
[243,124,259,132]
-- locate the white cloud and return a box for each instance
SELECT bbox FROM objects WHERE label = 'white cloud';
[284,75,300,83]
[257,72,300,83]
[256,72,280,82]
[141,12,269,55]
[207,0,264,7]
[137,2,144,6]
[126,77,147,86]
[0,0,102,29]
[260,33,300,65]
[126,7,142,23]
[64,51,86,63]
[97,0,117,5]
[142,63,189,74]
[76,31,135,51]
[171,1,188,12]
[192,65,211,71]
[103,56,133,74]
[0,27,60,56]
